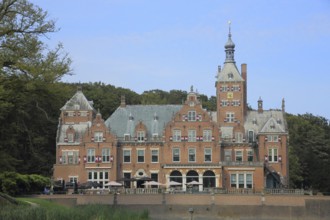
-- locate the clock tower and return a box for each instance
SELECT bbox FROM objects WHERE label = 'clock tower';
[215,22,247,141]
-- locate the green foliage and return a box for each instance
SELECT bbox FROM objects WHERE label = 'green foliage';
[287,113,330,191]
[0,172,49,196]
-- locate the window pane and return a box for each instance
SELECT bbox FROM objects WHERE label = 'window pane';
[188,148,196,162]
[173,148,180,162]
[151,150,158,163]
[230,174,236,187]
[204,148,211,162]
[123,150,131,163]
[238,174,244,188]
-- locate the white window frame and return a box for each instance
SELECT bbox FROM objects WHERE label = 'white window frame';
[226,112,235,122]
[94,132,103,142]
[123,149,131,163]
[188,129,196,142]
[87,170,109,188]
[188,148,196,162]
[203,130,212,142]
[188,111,196,121]
[87,148,95,163]
[204,148,212,162]
[151,149,159,163]
[247,149,254,162]
[268,148,278,162]
[225,150,232,162]
[137,131,145,142]
[235,150,243,162]
[137,149,145,163]
[173,129,181,142]
[69,176,78,183]
[230,173,253,189]
[102,148,110,163]
[172,148,180,162]
[248,130,254,143]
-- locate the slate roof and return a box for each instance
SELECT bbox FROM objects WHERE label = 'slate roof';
[244,110,287,134]
[105,105,182,138]
[216,62,244,82]
[57,122,91,144]
[60,90,94,111]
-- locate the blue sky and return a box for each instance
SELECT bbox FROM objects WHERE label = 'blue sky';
[32,0,330,120]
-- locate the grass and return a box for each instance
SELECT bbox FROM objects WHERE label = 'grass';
[1,196,149,220]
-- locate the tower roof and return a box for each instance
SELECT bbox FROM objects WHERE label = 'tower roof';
[216,22,244,82]
[60,89,94,111]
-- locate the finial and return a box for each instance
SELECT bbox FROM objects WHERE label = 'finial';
[228,20,232,35]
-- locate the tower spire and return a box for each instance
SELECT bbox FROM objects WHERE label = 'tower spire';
[225,20,235,63]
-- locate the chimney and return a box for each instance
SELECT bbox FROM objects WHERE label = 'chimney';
[120,95,126,108]
[258,97,263,113]
[282,98,285,112]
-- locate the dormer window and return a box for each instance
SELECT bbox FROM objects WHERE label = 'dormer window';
[67,133,74,142]
[228,73,234,79]
[137,131,145,142]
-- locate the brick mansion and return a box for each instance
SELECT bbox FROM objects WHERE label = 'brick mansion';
[53,27,289,192]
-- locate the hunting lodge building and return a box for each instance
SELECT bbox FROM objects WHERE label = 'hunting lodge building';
[53,29,289,192]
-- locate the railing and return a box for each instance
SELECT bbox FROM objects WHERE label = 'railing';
[213,188,255,194]
[124,188,162,194]
[264,188,312,195]
[88,187,312,195]
[220,161,264,166]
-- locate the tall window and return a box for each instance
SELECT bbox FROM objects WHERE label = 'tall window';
[188,148,196,162]
[226,112,235,122]
[137,149,145,163]
[203,130,212,142]
[172,148,180,162]
[62,151,79,164]
[151,149,159,163]
[225,150,232,162]
[123,149,131,163]
[87,170,109,187]
[173,130,181,142]
[248,130,254,143]
[188,130,196,142]
[235,132,243,143]
[235,150,243,162]
[204,148,212,162]
[247,150,254,162]
[102,148,110,163]
[268,148,278,162]
[94,132,103,142]
[230,173,253,188]
[188,111,196,121]
[137,131,145,142]
[87,149,95,163]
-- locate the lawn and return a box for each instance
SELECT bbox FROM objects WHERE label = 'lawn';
[1,197,149,220]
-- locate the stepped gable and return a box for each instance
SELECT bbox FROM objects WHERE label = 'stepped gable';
[244,110,287,134]
[105,105,182,138]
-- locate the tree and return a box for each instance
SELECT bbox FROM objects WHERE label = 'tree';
[0,0,71,175]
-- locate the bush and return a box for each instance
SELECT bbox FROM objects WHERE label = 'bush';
[0,172,50,196]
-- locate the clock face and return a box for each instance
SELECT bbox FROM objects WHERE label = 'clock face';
[227,92,233,99]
